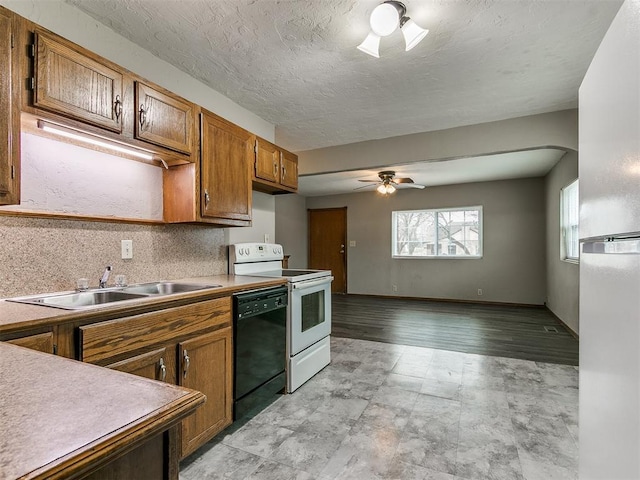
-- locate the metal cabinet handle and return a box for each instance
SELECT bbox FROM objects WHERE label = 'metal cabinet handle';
[114,95,122,122]
[139,104,147,130]
[204,189,210,206]
[158,357,167,382]
[273,161,278,178]
[183,349,190,378]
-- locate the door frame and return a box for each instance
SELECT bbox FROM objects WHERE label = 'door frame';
[307,207,347,294]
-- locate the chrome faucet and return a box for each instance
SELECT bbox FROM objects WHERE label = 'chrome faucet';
[99,266,112,288]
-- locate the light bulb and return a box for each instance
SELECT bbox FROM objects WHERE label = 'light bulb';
[386,184,396,194]
[370,3,400,37]
[357,32,381,58]
[377,184,387,194]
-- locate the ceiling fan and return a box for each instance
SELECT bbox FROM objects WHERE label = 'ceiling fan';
[356,170,426,195]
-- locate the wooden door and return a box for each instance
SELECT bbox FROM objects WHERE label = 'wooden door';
[280,150,298,189]
[0,7,19,205]
[135,81,193,154]
[254,137,280,183]
[200,110,252,223]
[179,327,233,459]
[34,31,124,132]
[106,348,170,382]
[308,207,347,294]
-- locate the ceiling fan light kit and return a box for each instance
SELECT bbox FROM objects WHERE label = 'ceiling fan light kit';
[357,170,426,195]
[357,1,428,57]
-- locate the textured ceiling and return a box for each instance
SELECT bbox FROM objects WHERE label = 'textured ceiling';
[64,0,622,153]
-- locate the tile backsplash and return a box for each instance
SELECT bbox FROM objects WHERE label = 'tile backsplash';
[0,216,227,298]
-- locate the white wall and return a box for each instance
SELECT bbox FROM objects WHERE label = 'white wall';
[306,178,546,305]
[226,191,276,248]
[579,1,640,478]
[544,151,579,334]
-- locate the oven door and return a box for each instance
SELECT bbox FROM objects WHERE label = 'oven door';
[289,276,333,356]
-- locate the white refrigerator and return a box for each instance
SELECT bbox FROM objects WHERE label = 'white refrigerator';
[578,0,640,478]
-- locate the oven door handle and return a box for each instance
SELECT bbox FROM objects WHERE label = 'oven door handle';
[292,276,334,290]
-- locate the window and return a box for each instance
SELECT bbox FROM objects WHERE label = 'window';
[561,179,579,261]
[392,207,482,258]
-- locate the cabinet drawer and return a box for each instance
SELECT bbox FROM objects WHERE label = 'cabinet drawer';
[7,331,55,354]
[80,297,231,364]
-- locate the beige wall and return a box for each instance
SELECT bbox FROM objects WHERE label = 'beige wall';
[297,110,577,175]
[305,177,546,305]
[275,195,308,269]
[545,151,579,334]
[0,216,226,298]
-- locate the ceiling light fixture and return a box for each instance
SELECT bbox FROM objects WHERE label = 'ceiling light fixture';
[357,1,428,58]
[377,182,396,195]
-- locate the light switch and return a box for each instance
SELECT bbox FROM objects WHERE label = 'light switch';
[121,239,133,259]
[349,240,356,247]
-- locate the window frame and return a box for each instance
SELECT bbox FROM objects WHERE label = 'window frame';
[391,206,483,259]
[560,178,580,263]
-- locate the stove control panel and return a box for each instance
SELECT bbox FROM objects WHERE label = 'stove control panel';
[230,242,284,264]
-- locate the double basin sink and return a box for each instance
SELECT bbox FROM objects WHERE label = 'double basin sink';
[7,281,222,310]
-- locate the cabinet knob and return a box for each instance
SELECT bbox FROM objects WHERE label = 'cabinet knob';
[158,357,167,382]
[273,161,278,178]
[114,95,122,122]
[204,189,210,206]
[183,349,190,378]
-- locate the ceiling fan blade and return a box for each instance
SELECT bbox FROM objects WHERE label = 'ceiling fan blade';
[357,179,379,183]
[394,177,415,184]
[402,183,426,189]
[353,183,378,190]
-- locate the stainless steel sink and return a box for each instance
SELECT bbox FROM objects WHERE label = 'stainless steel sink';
[6,282,222,310]
[7,290,148,310]
[121,282,222,295]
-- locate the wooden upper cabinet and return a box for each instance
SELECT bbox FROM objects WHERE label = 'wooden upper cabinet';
[0,7,19,205]
[135,81,193,154]
[33,30,124,133]
[200,110,252,224]
[252,137,298,194]
[280,149,298,189]
[254,138,280,183]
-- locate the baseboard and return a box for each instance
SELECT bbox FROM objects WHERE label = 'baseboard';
[339,293,545,309]
[545,305,579,339]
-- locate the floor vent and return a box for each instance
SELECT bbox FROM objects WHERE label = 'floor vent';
[544,326,559,333]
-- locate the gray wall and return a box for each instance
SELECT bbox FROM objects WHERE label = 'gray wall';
[305,178,546,305]
[545,152,579,334]
[275,195,308,269]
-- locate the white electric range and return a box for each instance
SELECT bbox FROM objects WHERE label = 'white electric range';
[229,243,333,392]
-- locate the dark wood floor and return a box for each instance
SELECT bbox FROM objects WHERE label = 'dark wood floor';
[332,295,579,366]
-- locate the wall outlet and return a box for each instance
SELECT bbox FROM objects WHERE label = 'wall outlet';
[392,284,398,292]
[121,239,133,259]
[349,240,356,247]
[477,288,483,296]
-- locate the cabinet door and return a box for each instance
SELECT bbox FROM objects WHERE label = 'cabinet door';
[135,81,193,154]
[280,149,298,189]
[0,8,19,205]
[254,138,280,183]
[106,348,170,382]
[179,327,233,459]
[200,110,252,223]
[33,31,124,132]
[7,332,55,354]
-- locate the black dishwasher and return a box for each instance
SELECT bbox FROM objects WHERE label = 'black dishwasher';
[233,285,288,420]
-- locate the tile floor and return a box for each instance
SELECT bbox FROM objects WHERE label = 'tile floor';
[180,337,578,480]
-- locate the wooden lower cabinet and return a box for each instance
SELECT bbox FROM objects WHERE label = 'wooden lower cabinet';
[78,297,234,460]
[178,326,233,459]
[6,331,55,354]
[106,347,170,382]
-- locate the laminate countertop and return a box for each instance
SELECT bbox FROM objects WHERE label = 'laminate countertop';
[0,342,205,480]
[0,275,287,335]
